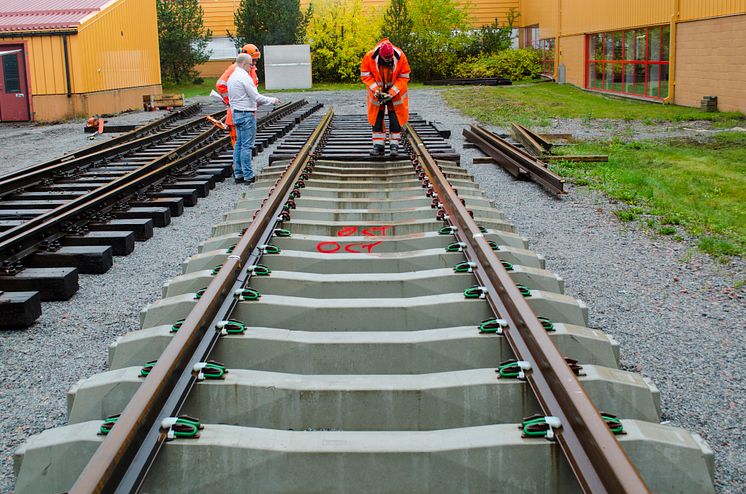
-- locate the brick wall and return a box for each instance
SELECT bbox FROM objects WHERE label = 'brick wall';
[675,14,746,112]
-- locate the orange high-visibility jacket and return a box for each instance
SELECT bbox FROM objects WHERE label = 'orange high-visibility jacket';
[360,39,410,126]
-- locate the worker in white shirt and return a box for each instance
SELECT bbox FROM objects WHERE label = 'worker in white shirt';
[226,53,280,184]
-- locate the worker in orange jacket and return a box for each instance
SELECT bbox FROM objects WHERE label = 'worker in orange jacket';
[360,38,410,157]
[216,44,261,146]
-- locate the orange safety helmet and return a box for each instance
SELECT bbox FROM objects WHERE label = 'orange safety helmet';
[242,43,261,59]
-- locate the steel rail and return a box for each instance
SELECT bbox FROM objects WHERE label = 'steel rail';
[0,101,304,264]
[0,104,202,185]
[68,107,334,494]
[463,124,565,195]
[0,105,218,198]
[407,125,650,494]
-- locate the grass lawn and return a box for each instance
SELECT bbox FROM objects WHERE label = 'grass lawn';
[162,79,418,98]
[442,82,745,128]
[551,132,746,258]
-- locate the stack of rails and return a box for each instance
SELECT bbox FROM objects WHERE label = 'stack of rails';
[0,100,322,328]
[14,110,714,493]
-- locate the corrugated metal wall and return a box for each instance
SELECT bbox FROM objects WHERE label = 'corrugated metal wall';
[520,0,558,38]
[519,0,746,37]
[76,0,160,93]
[0,35,68,95]
[680,0,746,21]
[201,0,240,36]
[560,1,671,35]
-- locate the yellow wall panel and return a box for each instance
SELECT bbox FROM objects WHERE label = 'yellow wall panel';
[77,0,161,93]
[680,0,746,21]
[201,0,241,35]
[520,0,558,38]
[559,0,670,36]
[0,35,68,95]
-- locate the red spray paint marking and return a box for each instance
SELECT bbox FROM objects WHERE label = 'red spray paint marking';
[316,225,392,254]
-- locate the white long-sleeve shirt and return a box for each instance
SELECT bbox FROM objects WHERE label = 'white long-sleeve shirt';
[227,66,275,112]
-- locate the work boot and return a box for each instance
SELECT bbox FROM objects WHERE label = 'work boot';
[390,143,399,157]
[369,144,385,157]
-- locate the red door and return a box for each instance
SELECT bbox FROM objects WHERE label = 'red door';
[0,46,30,121]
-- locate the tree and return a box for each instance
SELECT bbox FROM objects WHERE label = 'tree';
[232,0,307,48]
[157,0,212,84]
[381,0,414,53]
[306,0,382,82]
[476,7,519,54]
[232,0,307,79]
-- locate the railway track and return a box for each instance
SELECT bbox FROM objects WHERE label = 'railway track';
[0,100,321,328]
[13,109,715,493]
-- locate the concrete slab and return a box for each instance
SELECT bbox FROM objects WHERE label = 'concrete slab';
[198,231,534,260]
[13,421,715,494]
[109,324,619,373]
[228,293,495,331]
[67,365,659,427]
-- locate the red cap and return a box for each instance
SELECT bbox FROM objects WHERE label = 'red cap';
[379,41,394,61]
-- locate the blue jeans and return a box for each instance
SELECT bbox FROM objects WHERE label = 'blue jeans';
[232,110,256,180]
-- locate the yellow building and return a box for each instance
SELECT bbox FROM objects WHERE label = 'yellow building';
[518,0,746,112]
[0,0,162,122]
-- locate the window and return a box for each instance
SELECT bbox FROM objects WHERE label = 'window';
[2,53,21,93]
[536,38,555,76]
[586,25,670,99]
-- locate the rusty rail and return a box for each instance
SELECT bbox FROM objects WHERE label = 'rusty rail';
[407,125,650,494]
[68,108,334,494]
[463,124,565,195]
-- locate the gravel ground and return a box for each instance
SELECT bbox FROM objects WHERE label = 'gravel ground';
[0,109,170,176]
[1,89,744,493]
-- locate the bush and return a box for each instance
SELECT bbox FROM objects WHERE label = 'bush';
[453,49,541,81]
[306,0,382,82]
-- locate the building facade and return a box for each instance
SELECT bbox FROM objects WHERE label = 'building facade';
[519,0,746,112]
[0,0,162,122]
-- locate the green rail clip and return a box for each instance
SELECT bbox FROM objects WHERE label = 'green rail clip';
[194,360,227,380]
[161,415,203,440]
[170,319,185,333]
[235,288,261,301]
[453,261,476,273]
[99,414,120,436]
[249,264,271,276]
[602,413,625,435]
[139,360,157,378]
[217,319,247,335]
[537,316,555,332]
[516,284,532,297]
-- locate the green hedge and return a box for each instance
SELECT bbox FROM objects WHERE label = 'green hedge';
[453,49,542,81]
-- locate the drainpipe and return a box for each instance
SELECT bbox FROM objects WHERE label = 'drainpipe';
[663,0,680,104]
[554,0,562,81]
[62,33,72,97]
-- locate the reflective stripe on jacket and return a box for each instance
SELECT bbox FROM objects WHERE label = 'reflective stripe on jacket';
[360,38,410,126]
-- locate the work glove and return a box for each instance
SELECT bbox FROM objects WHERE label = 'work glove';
[375,90,393,103]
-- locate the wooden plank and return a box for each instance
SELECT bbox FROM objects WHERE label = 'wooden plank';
[0,267,78,301]
[473,156,497,164]
[0,291,41,328]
